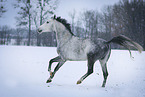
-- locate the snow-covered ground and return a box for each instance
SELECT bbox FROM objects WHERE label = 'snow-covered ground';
[0,45,145,97]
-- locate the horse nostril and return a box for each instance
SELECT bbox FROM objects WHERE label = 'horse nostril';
[38,29,42,33]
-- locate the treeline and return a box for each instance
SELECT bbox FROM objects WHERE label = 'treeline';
[71,0,145,49]
[0,0,58,46]
[0,0,145,49]
[0,25,56,46]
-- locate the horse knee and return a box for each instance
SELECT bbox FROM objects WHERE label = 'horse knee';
[49,59,54,65]
[48,59,55,70]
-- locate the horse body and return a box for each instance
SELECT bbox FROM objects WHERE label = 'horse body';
[54,20,109,61]
[38,16,143,87]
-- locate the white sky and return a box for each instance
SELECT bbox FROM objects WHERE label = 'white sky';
[0,0,120,28]
[56,0,119,18]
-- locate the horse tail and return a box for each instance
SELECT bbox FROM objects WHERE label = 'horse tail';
[107,35,143,58]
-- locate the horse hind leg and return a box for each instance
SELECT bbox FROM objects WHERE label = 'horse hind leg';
[99,50,110,87]
[100,62,108,87]
[77,54,96,84]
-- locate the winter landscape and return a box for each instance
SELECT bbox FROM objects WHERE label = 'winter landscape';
[0,45,145,97]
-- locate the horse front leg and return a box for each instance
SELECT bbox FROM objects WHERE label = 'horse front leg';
[46,60,66,83]
[48,56,61,75]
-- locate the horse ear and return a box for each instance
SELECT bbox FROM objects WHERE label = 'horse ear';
[53,15,56,19]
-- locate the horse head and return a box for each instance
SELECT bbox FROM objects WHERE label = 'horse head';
[38,15,56,34]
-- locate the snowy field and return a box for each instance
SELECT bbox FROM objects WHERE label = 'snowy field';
[0,45,145,97]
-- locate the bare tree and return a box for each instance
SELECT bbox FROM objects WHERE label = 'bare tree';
[0,25,10,45]
[80,10,99,39]
[33,0,58,46]
[80,10,91,38]
[14,0,32,46]
[75,19,83,37]
[100,6,113,40]
[0,0,6,18]
[69,9,76,33]
[112,0,145,49]
[15,28,24,45]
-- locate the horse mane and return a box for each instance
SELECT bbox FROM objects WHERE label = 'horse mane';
[53,16,74,35]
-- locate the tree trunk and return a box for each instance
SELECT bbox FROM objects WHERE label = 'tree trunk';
[27,0,31,46]
[28,13,31,46]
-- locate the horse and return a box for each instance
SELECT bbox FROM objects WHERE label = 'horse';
[38,15,143,87]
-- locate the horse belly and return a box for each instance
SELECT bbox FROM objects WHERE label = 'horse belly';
[60,48,88,61]
[67,51,87,61]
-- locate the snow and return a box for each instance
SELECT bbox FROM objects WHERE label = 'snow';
[0,45,145,97]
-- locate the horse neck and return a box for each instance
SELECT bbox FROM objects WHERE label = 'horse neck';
[54,21,73,47]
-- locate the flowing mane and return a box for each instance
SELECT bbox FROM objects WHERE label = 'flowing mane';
[54,16,74,35]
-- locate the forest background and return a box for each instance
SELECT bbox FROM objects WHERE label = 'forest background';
[0,0,145,49]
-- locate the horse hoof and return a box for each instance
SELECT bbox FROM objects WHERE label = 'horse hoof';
[77,80,82,84]
[102,84,106,87]
[46,79,52,83]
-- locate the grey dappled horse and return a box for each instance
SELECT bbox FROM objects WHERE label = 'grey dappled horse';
[38,15,143,87]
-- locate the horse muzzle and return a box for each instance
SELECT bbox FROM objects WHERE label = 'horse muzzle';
[37,28,43,34]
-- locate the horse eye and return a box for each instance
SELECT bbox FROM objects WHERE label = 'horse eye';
[47,21,49,24]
